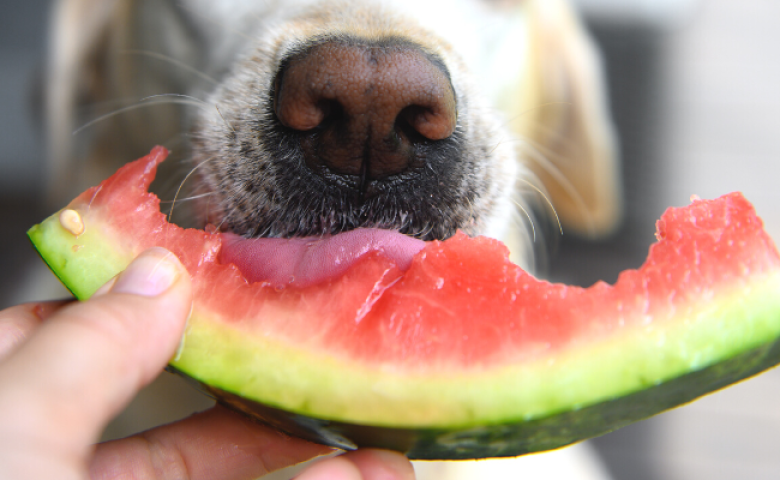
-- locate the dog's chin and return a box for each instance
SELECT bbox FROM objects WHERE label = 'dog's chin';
[220,227,426,288]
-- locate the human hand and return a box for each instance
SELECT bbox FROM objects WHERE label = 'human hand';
[0,248,415,480]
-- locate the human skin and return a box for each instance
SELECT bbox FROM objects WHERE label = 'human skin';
[0,248,415,480]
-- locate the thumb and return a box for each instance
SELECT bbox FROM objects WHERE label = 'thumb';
[0,247,192,455]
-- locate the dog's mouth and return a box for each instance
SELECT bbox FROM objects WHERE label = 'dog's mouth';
[200,37,491,286]
[220,227,426,288]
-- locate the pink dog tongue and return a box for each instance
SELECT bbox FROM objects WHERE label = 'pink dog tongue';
[220,228,426,288]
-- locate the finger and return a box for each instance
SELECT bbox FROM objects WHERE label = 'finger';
[294,455,362,480]
[296,449,415,480]
[90,405,334,480]
[340,449,416,480]
[0,248,192,460]
[0,300,70,360]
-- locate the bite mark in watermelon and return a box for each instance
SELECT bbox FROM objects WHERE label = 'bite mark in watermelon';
[27,147,780,459]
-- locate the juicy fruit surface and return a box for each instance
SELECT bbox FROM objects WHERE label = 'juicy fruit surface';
[27,147,780,458]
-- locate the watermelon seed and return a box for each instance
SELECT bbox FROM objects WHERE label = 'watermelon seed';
[59,209,85,236]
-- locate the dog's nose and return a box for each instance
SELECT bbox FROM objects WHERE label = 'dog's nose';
[274,41,457,181]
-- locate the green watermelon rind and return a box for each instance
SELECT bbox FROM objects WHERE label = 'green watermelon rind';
[27,204,780,444]
[169,275,780,429]
[28,211,134,299]
[185,332,780,459]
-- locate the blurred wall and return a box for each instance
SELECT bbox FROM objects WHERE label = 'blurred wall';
[0,0,50,195]
[0,0,52,306]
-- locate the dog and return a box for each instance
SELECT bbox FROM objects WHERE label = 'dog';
[44,0,621,478]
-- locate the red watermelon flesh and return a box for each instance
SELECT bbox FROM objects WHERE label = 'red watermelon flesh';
[27,146,780,458]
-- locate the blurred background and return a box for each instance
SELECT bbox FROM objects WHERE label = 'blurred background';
[1,1,779,479]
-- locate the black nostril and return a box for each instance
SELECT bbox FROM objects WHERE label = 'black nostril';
[310,99,342,130]
[274,40,457,180]
[397,105,440,142]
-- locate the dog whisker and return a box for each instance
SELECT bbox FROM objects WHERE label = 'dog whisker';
[512,197,537,243]
[73,94,214,136]
[140,93,213,107]
[516,140,597,237]
[119,49,220,85]
[516,177,563,236]
[160,192,215,204]
[168,155,218,223]
[508,206,539,273]
[214,105,237,133]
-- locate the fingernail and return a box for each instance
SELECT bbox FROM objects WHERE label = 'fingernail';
[111,248,184,297]
[92,276,118,297]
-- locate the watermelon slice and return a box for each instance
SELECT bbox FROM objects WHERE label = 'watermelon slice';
[27,147,780,459]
